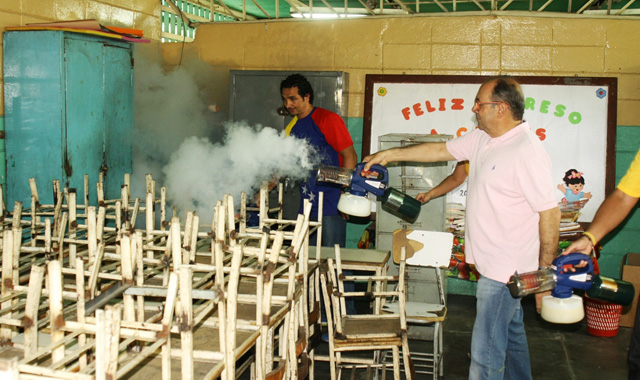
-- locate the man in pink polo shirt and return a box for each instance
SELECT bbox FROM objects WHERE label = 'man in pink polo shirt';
[363,77,560,380]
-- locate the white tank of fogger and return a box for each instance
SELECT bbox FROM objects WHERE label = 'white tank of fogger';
[337,193,373,217]
[540,295,585,323]
[317,162,422,220]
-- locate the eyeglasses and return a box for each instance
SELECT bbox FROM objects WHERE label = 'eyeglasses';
[474,100,510,108]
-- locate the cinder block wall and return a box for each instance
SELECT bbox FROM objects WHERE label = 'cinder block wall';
[163,15,640,282]
[164,16,640,124]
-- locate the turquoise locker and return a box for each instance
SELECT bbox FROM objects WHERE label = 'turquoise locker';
[3,30,133,207]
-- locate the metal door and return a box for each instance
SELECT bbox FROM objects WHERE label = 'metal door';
[229,70,349,132]
[229,70,349,219]
[103,44,134,199]
[4,31,66,206]
[64,37,105,200]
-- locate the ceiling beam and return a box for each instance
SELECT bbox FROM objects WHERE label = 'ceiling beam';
[618,0,638,13]
[213,0,242,20]
[537,0,555,11]
[318,0,341,14]
[577,0,598,13]
[432,0,450,12]
[165,0,203,27]
[163,3,256,21]
[168,0,640,25]
[355,0,377,14]
[471,0,487,10]
[249,0,272,17]
[161,31,195,42]
[283,0,309,17]
[162,5,211,22]
[500,0,517,10]
[390,0,414,13]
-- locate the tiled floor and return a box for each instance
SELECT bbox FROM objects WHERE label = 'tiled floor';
[310,294,632,379]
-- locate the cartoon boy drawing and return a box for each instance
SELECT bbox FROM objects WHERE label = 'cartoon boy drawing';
[558,169,592,202]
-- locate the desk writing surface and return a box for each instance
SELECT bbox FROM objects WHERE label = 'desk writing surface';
[319,246,390,267]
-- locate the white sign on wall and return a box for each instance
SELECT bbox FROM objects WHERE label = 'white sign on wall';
[363,75,617,222]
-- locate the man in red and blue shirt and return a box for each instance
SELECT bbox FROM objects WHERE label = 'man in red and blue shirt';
[281,74,357,248]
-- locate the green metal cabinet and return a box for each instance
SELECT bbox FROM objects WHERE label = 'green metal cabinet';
[3,30,133,206]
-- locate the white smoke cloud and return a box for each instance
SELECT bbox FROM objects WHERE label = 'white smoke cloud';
[132,45,318,225]
[161,121,317,223]
[132,44,226,198]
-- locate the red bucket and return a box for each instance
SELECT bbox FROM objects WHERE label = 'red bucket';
[584,296,623,337]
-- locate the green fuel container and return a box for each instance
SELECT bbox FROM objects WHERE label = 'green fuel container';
[586,275,635,306]
[381,188,421,221]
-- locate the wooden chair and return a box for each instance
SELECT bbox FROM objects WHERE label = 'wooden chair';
[258,201,315,380]
[382,230,454,379]
[320,245,413,380]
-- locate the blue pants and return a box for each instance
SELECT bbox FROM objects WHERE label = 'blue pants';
[469,276,532,380]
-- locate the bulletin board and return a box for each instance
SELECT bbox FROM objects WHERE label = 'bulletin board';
[363,75,618,222]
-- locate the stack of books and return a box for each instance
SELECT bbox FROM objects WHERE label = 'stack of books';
[445,202,466,237]
[559,199,589,237]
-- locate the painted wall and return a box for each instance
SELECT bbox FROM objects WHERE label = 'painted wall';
[164,16,640,123]
[162,15,640,285]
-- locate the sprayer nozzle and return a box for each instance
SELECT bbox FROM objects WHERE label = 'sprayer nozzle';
[316,165,354,187]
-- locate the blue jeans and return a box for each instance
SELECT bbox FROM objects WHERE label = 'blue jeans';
[469,276,532,380]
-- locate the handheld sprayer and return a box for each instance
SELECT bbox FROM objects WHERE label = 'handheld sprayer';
[316,162,421,220]
[507,253,635,324]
